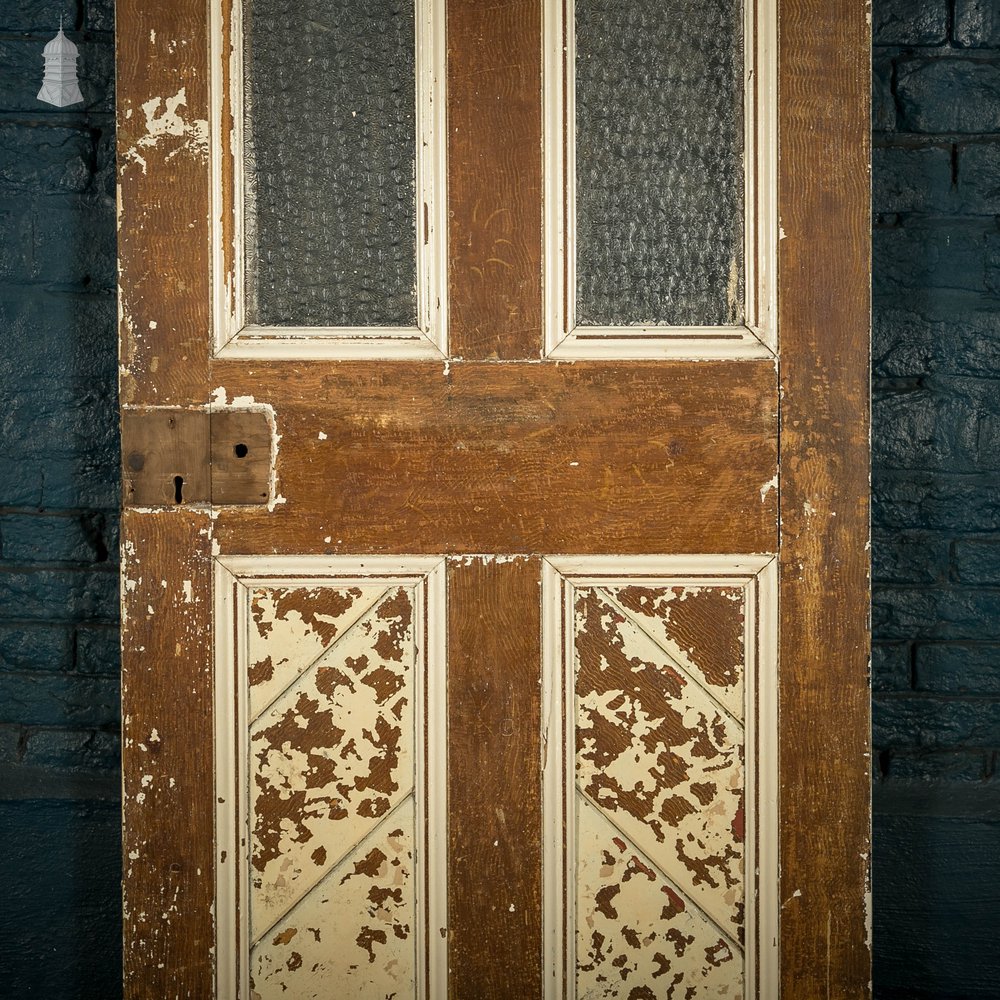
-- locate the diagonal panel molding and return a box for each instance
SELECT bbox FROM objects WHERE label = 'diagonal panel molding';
[574,586,744,935]
[248,587,417,939]
[215,556,447,1000]
[543,555,778,1000]
[247,584,388,718]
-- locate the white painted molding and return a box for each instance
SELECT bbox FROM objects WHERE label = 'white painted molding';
[214,554,448,999]
[543,0,778,360]
[210,0,447,359]
[541,554,780,1000]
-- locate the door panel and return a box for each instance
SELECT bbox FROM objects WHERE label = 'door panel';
[542,557,777,998]
[117,2,871,999]
[214,557,447,998]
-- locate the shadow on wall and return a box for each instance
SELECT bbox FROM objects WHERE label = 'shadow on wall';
[0,3,122,997]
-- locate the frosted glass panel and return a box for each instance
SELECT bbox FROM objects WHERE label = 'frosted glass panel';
[243,0,418,328]
[575,0,745,327]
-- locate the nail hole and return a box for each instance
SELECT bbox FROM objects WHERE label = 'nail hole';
[173,475,184,504]
[233,442,248,459]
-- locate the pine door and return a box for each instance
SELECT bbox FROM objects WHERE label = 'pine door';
[117,1,871,997]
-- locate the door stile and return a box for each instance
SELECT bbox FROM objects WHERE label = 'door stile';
[776,0,872,995]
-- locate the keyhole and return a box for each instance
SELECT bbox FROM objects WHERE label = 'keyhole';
[173,475,184,504]
[233,442,248,458]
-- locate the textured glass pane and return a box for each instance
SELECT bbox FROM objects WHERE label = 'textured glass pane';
[575,0,745,327]
[244,0,418,328]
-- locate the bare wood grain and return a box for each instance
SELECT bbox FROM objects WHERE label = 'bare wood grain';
[121,510,215,999]
[777,0,872,995]
[448,0,542,360]
[448,557,542,998]
[116,0,211,407]
[209,359,778,555]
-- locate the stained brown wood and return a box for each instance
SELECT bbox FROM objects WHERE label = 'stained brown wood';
[448,0,542,359]
[117,0,871,994]
[777,0,872,995]
[121,510,214,999]
[448,558,542,998]
[116,0,211,407]
[122,409,210,507]
[121,408,271,505]
[210,359,778,555]
[210,409,272,504]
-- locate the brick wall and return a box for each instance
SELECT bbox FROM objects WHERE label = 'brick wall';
[1,1,998,997]
[0,3,121,996]
[872,0,1000,996]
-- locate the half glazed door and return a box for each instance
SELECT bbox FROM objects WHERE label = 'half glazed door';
[117,2,871,998]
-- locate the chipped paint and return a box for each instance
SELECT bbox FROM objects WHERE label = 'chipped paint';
[577,798,740,998]
[574,588,745,939]
[759,474,778,502]
[251,798,417,998]
[246,585,419,989]
[123,87,209,174]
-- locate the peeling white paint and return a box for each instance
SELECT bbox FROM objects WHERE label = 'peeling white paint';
[123,88,209,175]
[760,474,778,502]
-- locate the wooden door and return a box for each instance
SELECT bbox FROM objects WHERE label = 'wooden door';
[117,2,871,998]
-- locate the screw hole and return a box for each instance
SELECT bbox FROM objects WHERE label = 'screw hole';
[233,442,249,459]
[173,475,184,504]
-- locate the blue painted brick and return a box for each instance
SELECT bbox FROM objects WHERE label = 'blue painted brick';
[0,623,72,672]
[23,726,119,773]
[957,141,1000,212]
[883,749,989,781]
[873,641,913,691]
[873,377,1000,473]
[873,692,1000,747]
[955,0,1000,47]
[873,472,1000,531]
[0,123,95,195]
[874,584,1000,640]
[75,624,119,675]
[874,220,993,296]
[873,142,955,214]
[897,56,1000,134]
[874,815,1000,999]
[874,51,898,132]
[86,0,114,32]
[0,2,77,33]
[0,513,105,564]
[872,529,950,583]
[953,538,1000,583]
[916,643,1000,692]
[0,290,118,382]
[0,801,121,999]
[0,381,119,509]
[0,568,118,623]
[0,670,119,727]
[0,197,116,290]
[874,0,949,45]
[873,292,1000,378]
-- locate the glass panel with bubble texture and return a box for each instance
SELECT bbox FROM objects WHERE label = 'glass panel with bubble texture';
[575,0,745,327]
[244,0,418,328]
